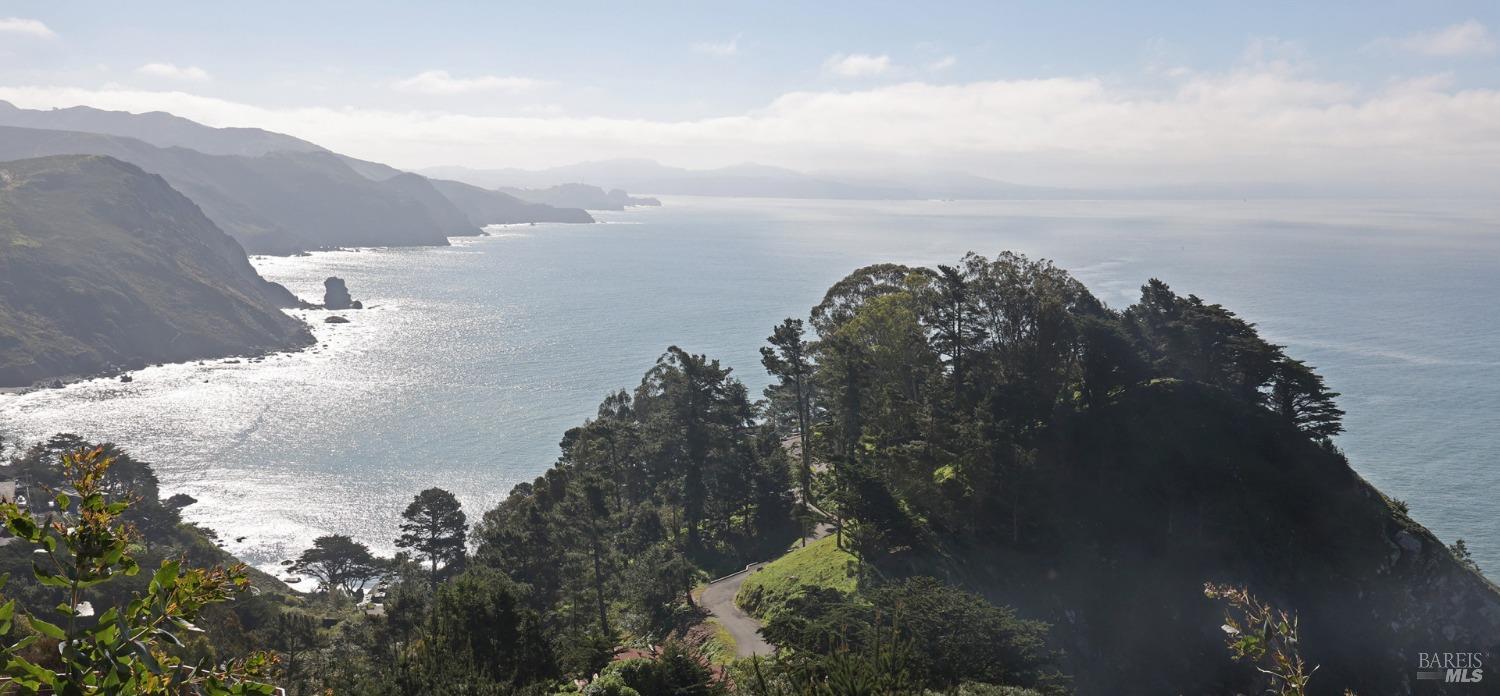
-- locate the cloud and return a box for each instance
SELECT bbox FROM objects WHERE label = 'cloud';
[2,60,1498,194]
[824,53,891,77]
[1378,20,1496,57]
[392,70,545,95]
[692,37,739,57]
[0,17,56,39]
[928,55,957,71]
[135,63,211,82]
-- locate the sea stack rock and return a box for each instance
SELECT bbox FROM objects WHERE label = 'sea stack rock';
[323,276,357,310]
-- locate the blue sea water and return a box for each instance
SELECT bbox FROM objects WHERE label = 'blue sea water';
[1,196,1497,577]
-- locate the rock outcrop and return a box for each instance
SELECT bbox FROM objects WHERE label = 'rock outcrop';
[323,277,357,310]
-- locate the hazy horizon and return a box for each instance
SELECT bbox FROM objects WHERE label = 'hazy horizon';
[3,2,1500,196]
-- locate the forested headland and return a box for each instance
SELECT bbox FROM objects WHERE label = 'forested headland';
[2,251,1496,695]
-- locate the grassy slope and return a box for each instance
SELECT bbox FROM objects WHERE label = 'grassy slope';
[736,535,862,620]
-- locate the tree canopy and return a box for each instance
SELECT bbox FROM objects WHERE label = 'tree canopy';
[396,487,468,582]
[291,534,382,596]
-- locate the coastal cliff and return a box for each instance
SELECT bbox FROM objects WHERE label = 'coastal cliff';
[0,155,313,387]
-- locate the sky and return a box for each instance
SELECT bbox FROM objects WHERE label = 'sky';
[1,1,1499,193]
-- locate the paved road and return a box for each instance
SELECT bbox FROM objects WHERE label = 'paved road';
[700,432,833,658]
[700,562,775,658]
[701,523,834,658]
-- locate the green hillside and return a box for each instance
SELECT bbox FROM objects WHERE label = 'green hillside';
[0,154,313,386]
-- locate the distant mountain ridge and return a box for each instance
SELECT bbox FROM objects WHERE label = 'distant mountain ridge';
[0,103,594,254]
[497,183,660,210]
[330,154,596,226]
[423,159,1075,200]
[424,159,1370,201]
[427,179,595,226]
[0,125,469,254]
[0,100,323,157]
[0,155,314,387]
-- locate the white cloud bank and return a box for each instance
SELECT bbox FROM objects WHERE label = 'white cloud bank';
[1,64,1498,193]
[393,70,545,95]
[135,63,211,82]
[1379,20,1497,57]
[824,53,891,77]
[0,17,56,39]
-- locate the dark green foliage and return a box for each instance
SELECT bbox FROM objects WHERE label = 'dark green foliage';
[758,587,867,652]
[762,318,817,532]
[406,567,557,690]
[618,543,695,639]
[471,345,797,660]
[297,344,784,691]
[735,631,920,696]
[1266,357,1345,438]
[637,346,755,553]
[763,579,1061,693]
[1126,278,1277,397]
[0,435,297,673]
[289,535,381,596]
[863,578,1056,691]
[9,434,181,540]
[0,445,277,693]
[809,263,928,338]
[597,642,724,696]
[265,610,322,691]
[396,487,468,583]
[800,254,1357,566]
[1450,539,1482,573]
[763,252,1500,695]
[829,458,919,561]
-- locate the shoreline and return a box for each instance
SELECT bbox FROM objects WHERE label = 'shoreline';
[0,340,317,397]
[1,240,420,397]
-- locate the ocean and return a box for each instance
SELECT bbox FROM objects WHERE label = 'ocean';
[2,196,1497,577]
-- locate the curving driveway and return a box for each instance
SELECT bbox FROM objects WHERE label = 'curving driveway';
[701,521,834,658]
[700,562,775,657]
[700,432,833,658]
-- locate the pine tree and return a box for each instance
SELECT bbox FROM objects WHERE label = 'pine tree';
[396,488,468,583]
[1267,357,1345,439]
[762,318,817,542]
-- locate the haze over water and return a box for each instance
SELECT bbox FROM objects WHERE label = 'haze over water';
[2,197,1497,576]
